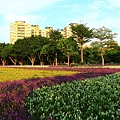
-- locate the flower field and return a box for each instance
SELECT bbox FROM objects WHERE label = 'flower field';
[0,67,120,120]
[0,68,78,82]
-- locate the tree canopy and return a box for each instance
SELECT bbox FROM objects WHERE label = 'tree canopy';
[70,23,94,64]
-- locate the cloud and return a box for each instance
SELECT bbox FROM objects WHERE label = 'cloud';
[0,0,62,15]
[107,0,120,8]
[5,14,47,24]
[0,0,62,43]
[88,0,105,10]
[0,0,120,45]
[72,4,81,13]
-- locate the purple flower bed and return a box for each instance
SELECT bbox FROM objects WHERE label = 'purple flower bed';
[0,67,120,120]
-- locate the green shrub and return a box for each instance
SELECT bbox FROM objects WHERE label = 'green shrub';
[25,73,120,120]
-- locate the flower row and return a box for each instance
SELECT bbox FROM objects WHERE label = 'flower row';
[0,67,120,119]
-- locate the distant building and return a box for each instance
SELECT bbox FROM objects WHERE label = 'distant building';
[31,25,39,36]
[10,21,32,44]
[61,23,78,38]
[10,21,79,44]
[39,28,47,37]
[45,27,53,38]
[10,21,53,44]
[61,26,72,38]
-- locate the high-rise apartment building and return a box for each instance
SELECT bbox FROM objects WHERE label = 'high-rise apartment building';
[10,21,54,44]
[10,21,78,44]
[10,21,32,44]
[61,26,72,38]
[31,25,39,36]
[39,28,47,37]
[61,23,78,38]
[45,27,53,38]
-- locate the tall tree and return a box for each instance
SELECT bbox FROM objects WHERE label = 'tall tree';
[41,41,56,65]
[25,36,41,66]
[37,36,50,65]
[0,43,8,66]
[105,46,120,64]
[93,26,117,66]
[70,23,93,64]
[106,39,118,49]
[57,37,79,66]
[15,36,40,66]
[84,47,99,64]
[0,44,17,65]
[13,39,28,65]
[49,29,63,66]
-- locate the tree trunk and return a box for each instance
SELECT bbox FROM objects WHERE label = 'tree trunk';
[55,53,58,66]
[38,52,43,65]
[1,58,6,66]
[80,46,84,64]
[67,55,70,66]
[19,61,23,66]
[100,47,104,66]
[28,56,36,66]
[40,62,44,65]
[101,53,104,66]
[9,57,17,65]
[31,61,34,66]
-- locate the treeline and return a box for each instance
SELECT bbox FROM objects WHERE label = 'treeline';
[0,23,119,66]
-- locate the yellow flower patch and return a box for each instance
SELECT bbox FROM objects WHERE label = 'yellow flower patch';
[0,68,78,82]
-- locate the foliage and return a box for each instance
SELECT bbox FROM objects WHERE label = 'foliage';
[49,29,63,66]
[106,39,118,49]
[0,27,120,65]
[70,23,94,64]
[26,73,120,119]
[0,44,16,65]
[1,67,120,119]
[49,29,63,41]
[0,67,77,119]
[93,26,117,66]
[105,46,120,63]
[41,41,57,65]
[0,43,10,65]
[57,37,79,66]
[13,35,50,66]
[83,47,100,64]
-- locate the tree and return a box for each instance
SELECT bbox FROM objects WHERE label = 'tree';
[13,35,50,66]
[15,36,40,66]
[93,26,117,66]
[36,36,50,65]
[70,23,93,64]
[90,41,102,64]
[84,47,99,64]
[49,29,63,66]
[41,41,56,65]
[25,36,41,66]
[0,44,17,65]
[105,46,120,64]
[13,39,28,65]
[8,45,18,65]
[57,37,79,66]
[0,43,8,66]
[106,39,118,49]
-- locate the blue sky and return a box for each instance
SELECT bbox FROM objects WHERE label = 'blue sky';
[0,0,120,45]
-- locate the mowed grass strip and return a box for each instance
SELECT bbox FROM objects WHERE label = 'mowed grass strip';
[0,68,78,82]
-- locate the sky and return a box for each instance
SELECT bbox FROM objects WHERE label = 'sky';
[0,0,120,45]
